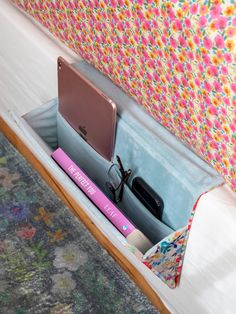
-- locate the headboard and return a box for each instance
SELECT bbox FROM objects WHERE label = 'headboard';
[11,0,236,192]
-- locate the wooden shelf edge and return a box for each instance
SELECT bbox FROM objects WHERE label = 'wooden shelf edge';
[0,116,170,314]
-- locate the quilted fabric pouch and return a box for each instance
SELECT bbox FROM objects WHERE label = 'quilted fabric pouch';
[24,60,223,288]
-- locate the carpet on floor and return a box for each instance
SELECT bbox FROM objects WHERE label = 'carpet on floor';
[0,132,159,314]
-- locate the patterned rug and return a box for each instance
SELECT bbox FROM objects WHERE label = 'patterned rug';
[0,132,159,314]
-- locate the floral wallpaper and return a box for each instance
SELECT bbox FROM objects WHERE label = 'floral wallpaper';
[12,0,236,192]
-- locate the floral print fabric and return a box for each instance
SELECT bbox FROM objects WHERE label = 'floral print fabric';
[142,227,189,289]
[141,192,202,288]
[12,0,236,192]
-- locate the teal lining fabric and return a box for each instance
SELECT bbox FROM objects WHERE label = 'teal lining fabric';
[57,112,174,244]
[24,60,223,245]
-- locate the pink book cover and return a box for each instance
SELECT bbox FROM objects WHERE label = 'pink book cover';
[51,148,136,237]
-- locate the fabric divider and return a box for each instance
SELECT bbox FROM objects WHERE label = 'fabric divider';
[57,112,174,244]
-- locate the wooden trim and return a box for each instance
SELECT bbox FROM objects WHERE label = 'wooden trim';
[0,116,170,314]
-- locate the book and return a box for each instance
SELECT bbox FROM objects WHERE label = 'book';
[51,148,152,253]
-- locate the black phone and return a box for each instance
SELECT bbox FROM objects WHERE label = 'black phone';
[132,177,164,220]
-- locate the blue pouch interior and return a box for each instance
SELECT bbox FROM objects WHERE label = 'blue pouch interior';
[57,61,223,244]
[24,60,223,246]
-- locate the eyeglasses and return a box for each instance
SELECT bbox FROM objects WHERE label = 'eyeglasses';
[106,155,132,203]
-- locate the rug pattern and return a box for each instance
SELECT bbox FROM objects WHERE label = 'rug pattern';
[0,132,159,314]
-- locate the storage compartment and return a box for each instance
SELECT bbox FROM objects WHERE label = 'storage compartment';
[23,60,223,287]
[57,111,174,245]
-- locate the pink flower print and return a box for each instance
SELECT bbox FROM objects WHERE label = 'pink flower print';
[203,37,212,50]
[206,152,214,161]
[182,3,189,12]
[161,35,167,45]
[190,91,196,99]
[181,76,188,86]
[188,100,194,108]
[216,16,228,30]
[199,102,205,110]
[110,0,117,8]
[206,119,213,128]
[102,56,109,63]
[117,36,123,45]
[170,37,177,48]
[208,105,218,115]
[143,50,149,59]
[221,66,228,76]
[207,65,218,76]
[185,18,191,28]
[174,19,182,31]
[165,73,171,82]
[151,20,158,31]
[138,10,145,20]
[213,80,223,93]
[147,73,153,81]
[233,17,236,26]
[210,5,222,19]
[224,53,232,63]
[178,35,186,47]
[215,35,225,49]
[162,94,167,101]
[153,8,160,17]
[173,77,180,87]
[230,83,236,93]
[147,35,155,45]
[157,50,163,58]
[229,158,235,167]
[226,27,235,37]
[193,35,200,46]
[211,139,219,150]
[204,96,212,107]
[117,22,124,31]
[190,4,198,15]
[113,13,119,23]
[214,152,222,162]
[230,123,236,132]
[175,91,181,99]
[221,143,227,152]
[222,134,230,143]
[204,81,212,92]
[142,20,151,31]
[198,63,204,73]
[200,5,208,15]
[141,37,148,46]
[176,62,184,73]
[199,16,207,28]
[195,78,201,87]
[124,57,130,66]
[156,60,162,68]
[223,97,230,106]
[133,35,139,43]
[221,107,227,116]
[187,51,194,60]
[186,63,192,71]
[171,52,178,63]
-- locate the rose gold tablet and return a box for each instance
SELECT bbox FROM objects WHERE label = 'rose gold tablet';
[57,56,117,161]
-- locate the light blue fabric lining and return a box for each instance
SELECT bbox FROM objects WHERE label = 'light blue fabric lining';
[57,112,174,244]
[24,60,223,245]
